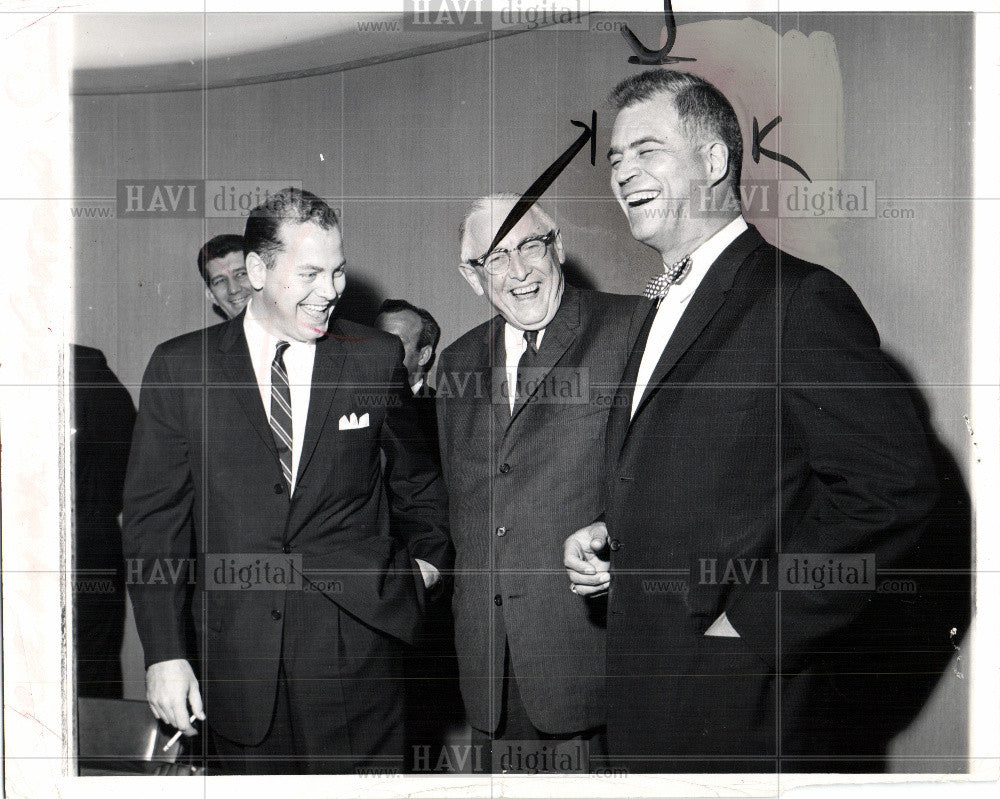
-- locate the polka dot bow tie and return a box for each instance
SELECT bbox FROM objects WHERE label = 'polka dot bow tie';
[643,256,692,300]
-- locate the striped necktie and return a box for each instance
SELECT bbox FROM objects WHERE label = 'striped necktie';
[270,340,293,491]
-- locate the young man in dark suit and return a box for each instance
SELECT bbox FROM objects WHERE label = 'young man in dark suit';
[437,195,642,771]
[564,71,938,772]
[123,188,450,775]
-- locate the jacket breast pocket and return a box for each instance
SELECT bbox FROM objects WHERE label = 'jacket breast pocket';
[336,410,375,433]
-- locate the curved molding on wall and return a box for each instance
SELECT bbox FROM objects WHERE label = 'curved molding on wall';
[73,12,535,96]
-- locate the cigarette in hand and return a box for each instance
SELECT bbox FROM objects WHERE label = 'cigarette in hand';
[162,714,198,751]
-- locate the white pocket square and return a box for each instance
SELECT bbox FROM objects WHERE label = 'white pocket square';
[704,611,740,637]
[338,412,370,430]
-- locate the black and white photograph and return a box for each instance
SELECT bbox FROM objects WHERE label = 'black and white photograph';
[1,0,997,796]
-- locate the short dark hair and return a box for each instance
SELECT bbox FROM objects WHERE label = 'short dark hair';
[243,187,339,268]
[196,234,244,284]
[377,299,441,355]
[610,70,743,197]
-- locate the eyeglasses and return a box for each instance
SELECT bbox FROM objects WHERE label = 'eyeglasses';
[466,230,558,275]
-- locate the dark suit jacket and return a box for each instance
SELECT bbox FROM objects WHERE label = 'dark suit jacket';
[73,345,136,698]
[122,314,450,745]
[74,345,136,577]
[413,382,440,467]
[602,226,938,771]
[437,286,642,735]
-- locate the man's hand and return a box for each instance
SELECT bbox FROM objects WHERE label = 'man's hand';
[146,659,205,736]
[564,521,611,597]
[415,558,440,589]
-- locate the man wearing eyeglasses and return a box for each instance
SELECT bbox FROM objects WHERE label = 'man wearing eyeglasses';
[435,195,643,771]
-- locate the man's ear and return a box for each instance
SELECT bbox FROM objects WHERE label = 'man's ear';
[417,344,433,368]
[246,251,268,290]
[553,230,566,264]
[458,264,485,296]
[705,141,730,188]
[204,285,217,304]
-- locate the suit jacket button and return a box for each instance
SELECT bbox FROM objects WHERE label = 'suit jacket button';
[271,610,282,620]
[494,594,503,606]
[281,543,291,554]
[609,538,622,551]
[499,463,510,474]
[273,483,284,495]
[496,526,506,537]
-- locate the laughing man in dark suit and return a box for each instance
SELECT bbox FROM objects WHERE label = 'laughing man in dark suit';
[564,70,938,772]
[437,195,642,771]
[123,188,450,775]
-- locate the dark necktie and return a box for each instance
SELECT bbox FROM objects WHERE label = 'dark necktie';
[514,329,540,409]
[643,255,692,300]
[270,341,293,490]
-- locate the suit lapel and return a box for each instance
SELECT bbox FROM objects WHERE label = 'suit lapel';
[629,226,767,426]
[218,314,278,456]
[488,317,511,434]
[507,286,581,429]
[296,322,347,485]
[607,299,657,457]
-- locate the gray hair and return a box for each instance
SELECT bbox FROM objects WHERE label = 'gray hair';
[458,194,558,252]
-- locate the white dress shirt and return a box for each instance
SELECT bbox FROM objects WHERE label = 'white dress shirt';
[629,216,749,638]
[243,300,316,494]
[504,322,546,414]
[630,216,749,418]
[242,302,440,588]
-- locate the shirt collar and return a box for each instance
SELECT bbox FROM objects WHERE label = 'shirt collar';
[243,298,274,359]
[504,321,546,353]
[411,378,424,395]
[244,298,316,356]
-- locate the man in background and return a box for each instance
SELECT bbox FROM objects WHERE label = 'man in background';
[197,234,251,320]
[437,195,642,771]
[376,299,441,458]
[375,298,460,765]
[375,299,440,397]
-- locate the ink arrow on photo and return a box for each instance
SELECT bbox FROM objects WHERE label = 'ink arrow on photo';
[621,0,696,66]
[484,111,597,258]
[752,115,812,182]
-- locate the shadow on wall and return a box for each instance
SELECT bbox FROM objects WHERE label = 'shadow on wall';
[562,255,599,292]
[839,351,972,770]
[335,273,385,327]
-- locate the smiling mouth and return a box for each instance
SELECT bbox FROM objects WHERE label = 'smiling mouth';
[300,303,332,322]
[510,284,540,299]
[625,190,660,208]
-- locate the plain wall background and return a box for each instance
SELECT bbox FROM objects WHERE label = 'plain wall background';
[73,12,973,769]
